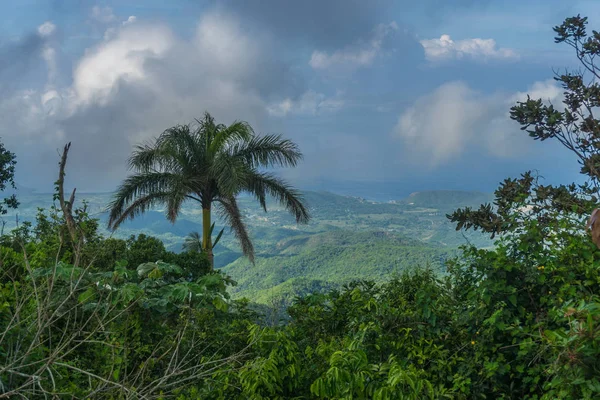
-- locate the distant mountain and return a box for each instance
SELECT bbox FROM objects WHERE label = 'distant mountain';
[1,189,494,303]
[403,190,495,211]
[96,210,200,239]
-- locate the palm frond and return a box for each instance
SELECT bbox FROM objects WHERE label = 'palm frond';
[216,195,254,263]
[209,120,254,156]
[108,191,176,230]
[128,143,162,172]
[212,225,225,249]
[128,143,184,175]
[230,134,303,168]
[245,172,310,224]
[107,172,189,229]
[155,125,201,175]
[196,112,217,150]
[210,153,251,197]
[183,225,224,253]
[166,190,186,223]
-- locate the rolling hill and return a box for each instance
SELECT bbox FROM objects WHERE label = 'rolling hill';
[1,189,494,303]
[221,230,454,303]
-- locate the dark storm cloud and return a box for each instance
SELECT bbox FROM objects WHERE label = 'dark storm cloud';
[213,0,493,49]
[213,0,395,49]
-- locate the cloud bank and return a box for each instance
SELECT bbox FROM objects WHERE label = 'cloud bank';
[0,11,303,191]
[393,80,561,166]
[420,34,518,62]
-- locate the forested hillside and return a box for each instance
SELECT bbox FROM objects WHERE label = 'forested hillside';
[222,230,454,302]
[3,189,489,302]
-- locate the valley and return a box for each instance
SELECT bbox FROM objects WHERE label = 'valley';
[3,188,493,303]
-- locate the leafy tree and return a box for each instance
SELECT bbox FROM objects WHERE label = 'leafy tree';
[518,15,600,183]
[0,139,18,214]
[85,237,128,271]
[442,14,600,399]
[108,112,310,269]
[125,233,167,268]
[165,250,211,280]
[0,144,251,398]
[449,15,600,240]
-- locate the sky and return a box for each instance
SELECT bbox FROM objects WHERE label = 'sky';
[0,0,597,197]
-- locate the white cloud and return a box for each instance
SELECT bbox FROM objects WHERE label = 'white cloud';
[0,12,303,190]
[94,8,138,40]
[37,21,56,37]
[420,34,518,62]
[193,13,262,80]
[72,23,174,106]
[267,90,344,116]
[123,16,137,26]
[510,80,562,104]
[65,12,289,113]
[393,80,561,165]
[309,22,398,70]
[394,82,488,164]
[0,90,64,145]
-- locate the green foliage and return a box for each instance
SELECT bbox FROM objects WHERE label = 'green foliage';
[0,219,252,398]
[223,230,453,303]
[445,224,600,398]
[213,223,600,399]
[449,15,600,241]
[0,139,18,214]
[125,233,167,268]
[0,189,246,397]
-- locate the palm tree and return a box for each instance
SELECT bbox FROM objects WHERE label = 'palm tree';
[107,112,310,270]
[182,231,203,253]
[182,225,223,254]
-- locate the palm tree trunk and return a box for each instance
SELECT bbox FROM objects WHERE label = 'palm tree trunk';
[202,207,214,270]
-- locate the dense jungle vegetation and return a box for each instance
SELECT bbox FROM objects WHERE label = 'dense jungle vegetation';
[2,15,600,399]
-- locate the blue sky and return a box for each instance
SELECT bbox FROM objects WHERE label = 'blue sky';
[0,0,596,197]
